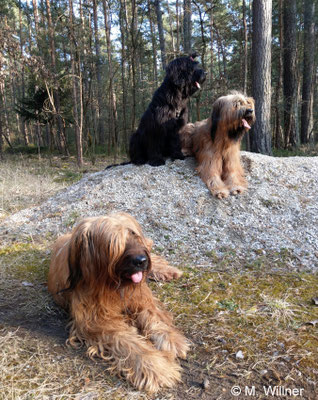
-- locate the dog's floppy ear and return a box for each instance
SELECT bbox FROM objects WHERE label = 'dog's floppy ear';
[211,101,221,141]
[66,223,96,291]
[66,229,86,291]
[166,60,187,87]
[145,237,153,251]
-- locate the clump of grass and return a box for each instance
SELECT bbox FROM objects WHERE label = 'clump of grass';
[151,265,318,379]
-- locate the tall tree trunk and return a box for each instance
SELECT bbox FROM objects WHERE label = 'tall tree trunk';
[242,0,248,94]
[147,0,158,89]
[274,0,283,149]
[19,0,29,146]
[300,0,315,144]
[32,0,40,35]
[45,0,68,154]
[283,0,298,148]
[154,0,166,69]
[215,26,227,90]
[167,1,176,56]
[243,0,251,151]
[119,0,129,150]
[69,0,83,167]
[92,0,105,145]
[0,81,13,149]
[183,0,192,54]
[176,0,180,53]
[130,0,138,131]
[208,2,214,87]
[251,0,272,155]
[103,0,118,156]
[193,0,206,121]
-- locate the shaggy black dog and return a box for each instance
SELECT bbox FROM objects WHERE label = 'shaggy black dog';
[129,55,206,166]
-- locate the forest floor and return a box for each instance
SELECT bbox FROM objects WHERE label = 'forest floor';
[0,152,318,400]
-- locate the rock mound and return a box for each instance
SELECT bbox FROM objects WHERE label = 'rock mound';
[1,153,318,271]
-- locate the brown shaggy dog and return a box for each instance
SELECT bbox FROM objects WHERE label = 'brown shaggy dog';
[180,92,255,199]
[48,212,188,393]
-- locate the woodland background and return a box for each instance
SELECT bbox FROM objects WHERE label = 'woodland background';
[0,0,317,166]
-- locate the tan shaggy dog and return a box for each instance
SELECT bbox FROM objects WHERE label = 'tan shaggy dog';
[180,91,255,199]
[48,212,188,393]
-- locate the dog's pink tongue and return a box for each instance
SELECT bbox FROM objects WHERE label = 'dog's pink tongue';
[242,118,251,130]
[130,271,143,283]
[195,81,201,89]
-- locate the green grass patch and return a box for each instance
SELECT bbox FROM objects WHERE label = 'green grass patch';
[0,242,50,282]
[151,266,318,376]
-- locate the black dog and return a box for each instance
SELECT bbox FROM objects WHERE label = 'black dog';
[129,54,206,167]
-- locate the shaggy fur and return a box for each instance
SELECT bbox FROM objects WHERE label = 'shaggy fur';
[180,92,255,198]
[129,54,206,166]
[48,213,188,393]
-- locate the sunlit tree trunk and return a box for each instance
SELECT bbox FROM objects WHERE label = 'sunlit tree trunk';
[301,0,315,144]
[283,0,299,148]
[102,0,118,156]
[45,0,68,154]
[69,0,83,167]
[92,0,105,145]
[183,0,191,53]
[251,0,272,155]
[154,0,166,69]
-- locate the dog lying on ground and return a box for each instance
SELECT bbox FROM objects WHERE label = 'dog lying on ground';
[48,212,188,392]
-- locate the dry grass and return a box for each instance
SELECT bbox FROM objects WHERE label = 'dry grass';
[0,153,125,219]
[0,327,143,400]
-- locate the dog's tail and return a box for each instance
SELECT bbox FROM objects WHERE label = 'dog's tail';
[105,161,131,170]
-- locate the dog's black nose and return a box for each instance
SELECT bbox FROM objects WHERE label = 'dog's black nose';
[132,255,148,269]
[246,108,254,114]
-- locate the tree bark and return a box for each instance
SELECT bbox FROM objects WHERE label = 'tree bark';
[167,0,176,56]
[283,0,299,148]
[274,0,283,149]
[69,0,83,167]
[19,0,29,146]
[45,0,68,154]
[92,0,105,145]
[119,0,129,150]
[102,0,118,156]
[251,0,272,155]
[154,0,166,69]
[183,0,192,54]
[242,0,248,94]
[176,0,180,53]
[147,0,158,89]
[300,0,315,144]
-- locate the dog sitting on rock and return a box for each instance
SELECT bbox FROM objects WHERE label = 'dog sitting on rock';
[180,91,255,199]
[129,54,206,166]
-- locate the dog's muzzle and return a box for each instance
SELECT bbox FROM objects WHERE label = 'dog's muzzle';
[128,255,148,283]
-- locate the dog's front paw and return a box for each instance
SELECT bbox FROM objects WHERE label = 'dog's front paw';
[151,330,190,360]
[149,158,165,167]
[132,352,182,393]
[211,187,230,199]
[230,185,246,195]
[149,265,183,281]
[171,152,185,161]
